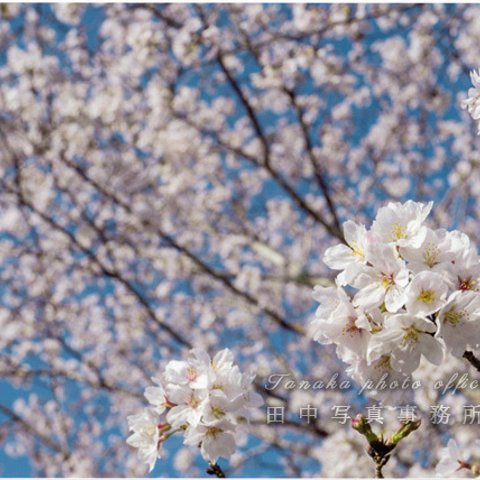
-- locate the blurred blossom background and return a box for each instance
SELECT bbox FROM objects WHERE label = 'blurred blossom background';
[0,3,479,477]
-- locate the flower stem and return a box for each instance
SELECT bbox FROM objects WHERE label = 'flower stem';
[206,462,226,478]
[374,455,389,478]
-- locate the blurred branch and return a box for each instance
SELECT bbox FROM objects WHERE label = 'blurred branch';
[0,169,191,350]
[216,54,345,243]
[0,403,69,458]
[55,156,304,335]
[284,87,342,235]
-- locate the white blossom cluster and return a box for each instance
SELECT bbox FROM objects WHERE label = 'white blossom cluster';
[126,348,263,473]
[311,201,480,392]
[462,68,480,135]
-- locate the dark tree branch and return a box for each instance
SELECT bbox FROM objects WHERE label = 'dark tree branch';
[463,351,480,372]
[284,87,342,235]
[55,156,304,335]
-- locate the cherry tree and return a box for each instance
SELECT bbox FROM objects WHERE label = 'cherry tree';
[0,3,479,477]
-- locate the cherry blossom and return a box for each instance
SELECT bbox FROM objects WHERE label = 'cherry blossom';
[436,291,480,357]
[353,243,409,313]
[436,438,480,477]
[126,409,163,473]
[323,220,368,285]
[312,200,480,386]
[367,314,443,373]
[126,347,262,473]
[399,228,455,274]
[462,69,480,134]
[405,271,448,316]
[1,4,480,477]
[183,420,237,464]
[371,201,433,248]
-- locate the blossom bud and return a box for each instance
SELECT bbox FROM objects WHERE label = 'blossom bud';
[388,419,421,446]
[351,414,378,444]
